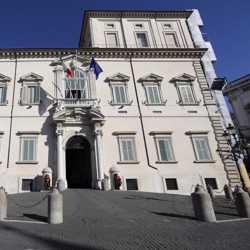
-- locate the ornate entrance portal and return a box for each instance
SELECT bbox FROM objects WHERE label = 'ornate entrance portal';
[66,136,92,188]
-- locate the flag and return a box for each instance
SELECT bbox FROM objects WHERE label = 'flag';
[60,57,74,78]
[89,58,103,79]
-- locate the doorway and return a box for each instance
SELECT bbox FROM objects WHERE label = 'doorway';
[66,136,92,188]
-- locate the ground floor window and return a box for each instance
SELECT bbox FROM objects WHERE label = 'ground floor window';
[22,179,33,191]
[126,179,138,190]
[165,178,178,190]
[205,178,218,189]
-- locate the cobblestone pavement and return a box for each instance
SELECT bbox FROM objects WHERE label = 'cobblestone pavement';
[1,189,250,249]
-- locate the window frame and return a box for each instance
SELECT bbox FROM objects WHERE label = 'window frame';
[110,83,129,105]
[113,131,139,164]
[155,137,175,162]
[0,84,7,105]
[105,32,119,48]
[185,131,215,163]
[163,32,179,48]
[16,131,40,164]
[20,83,41,105]
[143,82,165,105]
[135,32,149,48]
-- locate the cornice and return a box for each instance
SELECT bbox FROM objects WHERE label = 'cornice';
[0,48,206,60]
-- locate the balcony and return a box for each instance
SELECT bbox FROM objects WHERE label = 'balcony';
[55,98,99,108]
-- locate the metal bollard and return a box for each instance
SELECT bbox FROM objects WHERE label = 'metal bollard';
[0,187,7,221]
[235,187,250,218]
[48,189,63,224]
[191,185,216,222]
[207,185,215,198]
[224,184,233,200]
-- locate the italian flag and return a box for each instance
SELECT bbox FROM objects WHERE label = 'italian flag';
[60,57,74,78]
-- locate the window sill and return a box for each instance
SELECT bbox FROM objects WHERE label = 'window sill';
[179,103,200,106]
[193,160,216,163]
[117,161,140,164]
[16,161,39,164]
[144,103,166,106]
[0,103,7,106]
[156,161,178,164]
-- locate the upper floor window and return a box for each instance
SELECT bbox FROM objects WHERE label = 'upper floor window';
[164,33,179,48]
[19,72,43,105]
[0,85,7,105]
[170,73,199,105]
[185,131,214,163]
[0,73,11,106]
[138,73,166,105]
[0,131,3,164]
[105,73,131,105]
[136,33,149,48]
[105,32,119,48]
[64,69,88,99]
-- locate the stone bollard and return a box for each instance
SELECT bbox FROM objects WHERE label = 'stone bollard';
[101,179,109,191]
[191,185,216,222]
[224,184,233,200]
[48,188,63,224]
[207,185,215,198]
[0,187,7,221]
[235,187,250,218]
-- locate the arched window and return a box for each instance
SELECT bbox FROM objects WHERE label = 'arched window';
[64,69,88,99]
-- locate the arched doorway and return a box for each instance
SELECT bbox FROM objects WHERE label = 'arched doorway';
[66,136,92,188]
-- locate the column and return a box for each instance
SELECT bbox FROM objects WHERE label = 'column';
[95,123,104,188]
[56,123,63,181]
[53,65,63,100]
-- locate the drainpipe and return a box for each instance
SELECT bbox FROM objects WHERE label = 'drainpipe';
[7,53,18,168]
[129,54,157,171]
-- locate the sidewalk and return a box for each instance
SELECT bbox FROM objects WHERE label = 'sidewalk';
[1,189,250,249]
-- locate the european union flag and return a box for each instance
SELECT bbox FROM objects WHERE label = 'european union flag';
[89,58,103,80]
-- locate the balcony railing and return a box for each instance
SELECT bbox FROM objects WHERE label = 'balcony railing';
[56,98,99,108]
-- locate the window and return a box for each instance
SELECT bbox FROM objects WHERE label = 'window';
[193,137,212,161]
[0,132,3,164]
[120,138,136,162]
[106,32,118,47]
[126,179,138,190]
[162,23,172,29]
[164,33,179,48]
[105,23,115,29]
[145,84,162,104]
[170,73,198,105]
[179,85,195,104]
[64,69,88,99]
[21,85,40,104]
[20,137,36,162]
[136,33,149,48]
[111,84,128,104]
[113,131,138,163]
[134,23,144,29]
[22,179,33,191]
[165,178,178,190]
[205,178,218,190]
[156,138,174,162]
[0,85,7,105]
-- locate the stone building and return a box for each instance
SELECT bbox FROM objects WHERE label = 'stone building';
[0,10,238,194]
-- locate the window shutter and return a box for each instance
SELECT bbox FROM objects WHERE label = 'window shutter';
[107,33,118,47]
[0,86,7,103]
[21,85,28,104]
[34,85,40,103]
[158,139,173,161]
[180,86,195,104]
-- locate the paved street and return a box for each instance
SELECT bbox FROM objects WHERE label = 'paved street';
[0,189,250,249]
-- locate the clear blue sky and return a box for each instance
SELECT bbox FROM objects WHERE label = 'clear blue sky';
[0,0,249,82]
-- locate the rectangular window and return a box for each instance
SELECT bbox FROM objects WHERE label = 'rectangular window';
[179,85,195,104]
[157,138,174,161]
[146,85,161,104]
[164,33,179,48]
[136,33,149,48]
[120,138,136,162]
[22,179,33,191]
[65,78,87,99]
[205,178,218,189]
[193,137,212,161]
[20,137,36,162]
[21,85,40,104]
[165,178,178,190]
[106,33,118,47]
[112,85,128,104]
[126,179,138,190]
[0,85,7,104]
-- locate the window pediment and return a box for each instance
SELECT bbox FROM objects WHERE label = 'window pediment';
[19,72,44,83]
[105,73,130,83]
[170,73,195,83]
[51,55,91,67]
[0,73,11,83]
[138,73,163,83]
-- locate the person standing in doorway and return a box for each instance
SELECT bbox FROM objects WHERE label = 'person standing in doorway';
[114,173,122,190]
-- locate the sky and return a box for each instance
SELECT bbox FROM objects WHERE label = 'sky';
[0,0,249,83]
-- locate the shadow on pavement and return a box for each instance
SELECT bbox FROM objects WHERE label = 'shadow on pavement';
[151,212,196,221]
[23,213,47,222]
